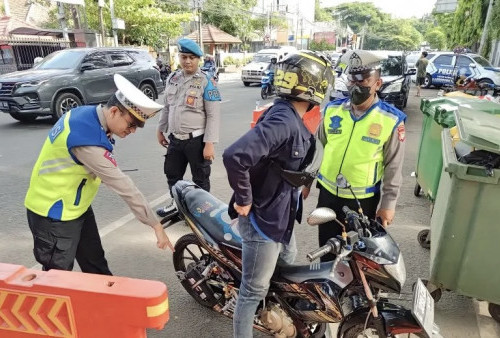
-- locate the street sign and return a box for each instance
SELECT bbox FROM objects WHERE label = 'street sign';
[112,18,125,30]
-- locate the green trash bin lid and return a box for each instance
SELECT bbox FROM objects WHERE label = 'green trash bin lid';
[454,106,500,154]
[421,97,500,128]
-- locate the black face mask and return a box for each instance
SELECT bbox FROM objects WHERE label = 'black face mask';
[348,83,373,105]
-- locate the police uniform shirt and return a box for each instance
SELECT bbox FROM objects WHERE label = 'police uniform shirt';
[158,69,220,143]
[317,96,405,210]
[71,105,159,227]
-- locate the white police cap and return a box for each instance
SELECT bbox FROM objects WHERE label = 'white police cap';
[113,74,163,128]
[344,50,385,75]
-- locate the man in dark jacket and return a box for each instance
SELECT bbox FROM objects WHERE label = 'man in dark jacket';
[223,51,333,338]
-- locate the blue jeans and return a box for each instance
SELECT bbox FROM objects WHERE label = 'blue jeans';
[233,215,297,338]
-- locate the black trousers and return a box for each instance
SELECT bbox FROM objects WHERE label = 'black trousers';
[164,134,211,195]
[27,207,112,275]
[316,185,380,262]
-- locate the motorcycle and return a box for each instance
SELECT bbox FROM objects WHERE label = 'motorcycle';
[161,175,439,337]
[261,70,276,100]
[201,65,219,83]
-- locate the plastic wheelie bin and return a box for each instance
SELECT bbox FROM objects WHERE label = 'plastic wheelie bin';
[414,97,500,248]
[429,106,500,322]
[415,97,500,201]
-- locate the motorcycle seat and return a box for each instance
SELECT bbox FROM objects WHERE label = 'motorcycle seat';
[184,188,242,248]
[275,262,333,283]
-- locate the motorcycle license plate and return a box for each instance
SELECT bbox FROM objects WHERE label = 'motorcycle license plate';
[411,278,435,338]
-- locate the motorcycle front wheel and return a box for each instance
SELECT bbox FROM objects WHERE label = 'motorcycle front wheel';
[173,233,221,308]
[261,87,268,99]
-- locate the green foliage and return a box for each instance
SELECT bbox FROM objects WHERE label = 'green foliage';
[202,0,258,40]
[489,0,500,39]
[450,0,489,50]
[315,0,333,22]
[330,2,390,33]
[309,39,335,51]
[425,28,447,50]
[432,12,454,43]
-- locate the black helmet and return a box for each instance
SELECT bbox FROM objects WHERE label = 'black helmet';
[275,50,334,106]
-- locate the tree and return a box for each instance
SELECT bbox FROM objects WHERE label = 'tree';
[450,0,489,51]
[201,0,257,38]
[328,2,389,33]
[40,0,191,49]
[425,28,447,50]
[315,0,332,22]
[432,11,454,43]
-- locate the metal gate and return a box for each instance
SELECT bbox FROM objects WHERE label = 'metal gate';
[0,36,75,74]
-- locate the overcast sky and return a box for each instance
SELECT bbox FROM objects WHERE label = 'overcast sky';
[320,0,437,19]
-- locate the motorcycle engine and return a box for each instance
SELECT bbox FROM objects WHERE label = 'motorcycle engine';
[259,303,297,338]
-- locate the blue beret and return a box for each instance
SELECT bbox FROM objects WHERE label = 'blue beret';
[178,38,203,57]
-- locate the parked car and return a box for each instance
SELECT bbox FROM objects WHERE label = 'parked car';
[0,47,164,122]
[405,51,431,83]
[241,46,297,86]
[331,51,416,110]
[423,51,500,89]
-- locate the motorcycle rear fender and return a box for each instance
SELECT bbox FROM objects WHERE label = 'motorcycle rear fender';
[337,302,422,338]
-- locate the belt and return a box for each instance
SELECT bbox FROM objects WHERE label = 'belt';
[171,129,205,140]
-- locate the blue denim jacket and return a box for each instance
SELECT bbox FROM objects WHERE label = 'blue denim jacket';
[222,99,313,244]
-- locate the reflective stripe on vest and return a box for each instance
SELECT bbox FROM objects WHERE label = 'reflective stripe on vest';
[318,101,402,199]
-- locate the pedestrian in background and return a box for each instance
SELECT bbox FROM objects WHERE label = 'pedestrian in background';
[305,50,406,262]
[415,51,429,97]
[156,38,221,217]
[25,74,174,274]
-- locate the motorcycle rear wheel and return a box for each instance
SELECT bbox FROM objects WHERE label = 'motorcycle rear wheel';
[173,233,221,308]
[342,323,425,337]
[261,87,268,99]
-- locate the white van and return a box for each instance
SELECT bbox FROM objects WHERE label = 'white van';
[241,47,297,86]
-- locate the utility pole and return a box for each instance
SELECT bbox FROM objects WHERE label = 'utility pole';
[57,2,69,40]
[479,0,494,55]
[300,18,304,50]
[98,0,106,46]
[295,3,299,48]
[197,0,203,53]
[109,0,118,47]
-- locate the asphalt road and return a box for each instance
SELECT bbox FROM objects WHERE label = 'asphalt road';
[0,74,499,337]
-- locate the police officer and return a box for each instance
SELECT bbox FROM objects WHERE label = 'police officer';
[223,51,334,337]
[310,50,406,262]
[25,74,174,274]
[156,38,221,216]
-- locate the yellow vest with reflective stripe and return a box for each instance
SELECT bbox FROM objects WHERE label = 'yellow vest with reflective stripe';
[25,107,112,220]
[318,100,403,199]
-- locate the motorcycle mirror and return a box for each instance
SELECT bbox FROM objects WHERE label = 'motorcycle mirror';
[307,208,337,226]
[336,174,351,189]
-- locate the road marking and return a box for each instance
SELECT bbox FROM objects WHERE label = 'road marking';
[221,100,231,104]
[31,195,170,270]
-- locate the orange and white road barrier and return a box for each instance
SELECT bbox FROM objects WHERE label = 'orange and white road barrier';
[251,103,322,134]
[0,263,169,338]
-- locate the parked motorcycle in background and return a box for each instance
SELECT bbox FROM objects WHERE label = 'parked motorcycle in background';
[261,70,275,99]
[160,174,441,338]
[202,55,219,82]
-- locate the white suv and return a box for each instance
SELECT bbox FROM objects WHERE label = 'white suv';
[241,47,297,86]
[423,52,500,88]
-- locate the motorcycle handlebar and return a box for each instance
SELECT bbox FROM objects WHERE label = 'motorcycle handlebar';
[306,238,341,262]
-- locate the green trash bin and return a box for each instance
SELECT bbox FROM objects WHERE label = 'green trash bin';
[430,106,500,304]
[415,97,500,201]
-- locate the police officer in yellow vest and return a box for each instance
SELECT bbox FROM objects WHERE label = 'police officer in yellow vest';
[312,50,406,261]
[25,74,175,274]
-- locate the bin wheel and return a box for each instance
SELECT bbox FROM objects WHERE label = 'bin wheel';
[488,303,500,323]
[414,183,421,197]
[417,229,431,249]
[414,280,442,303]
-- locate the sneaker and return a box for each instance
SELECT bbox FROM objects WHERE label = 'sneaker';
[156,199,177,217]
